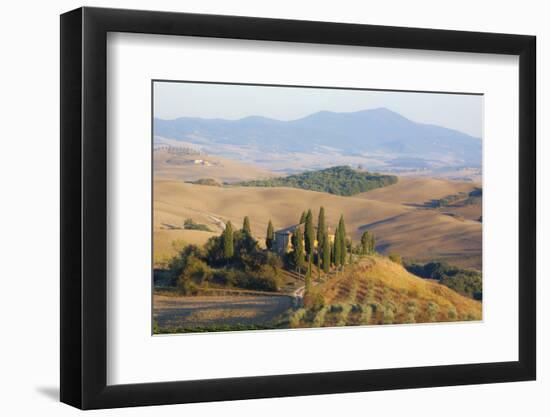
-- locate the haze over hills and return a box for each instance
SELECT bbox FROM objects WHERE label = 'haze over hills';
[154,108,482,175]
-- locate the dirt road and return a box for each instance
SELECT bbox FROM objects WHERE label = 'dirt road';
[154,294,293,330]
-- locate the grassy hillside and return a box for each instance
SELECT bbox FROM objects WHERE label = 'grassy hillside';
[358,177,480,206]
[291,256,481,328]
[154,180,482,269]
[236,166,398,196]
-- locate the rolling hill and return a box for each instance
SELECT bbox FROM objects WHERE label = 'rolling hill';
[154,149,278,183]
[153,180,481,269]
[154,108,482,173]
[298,256,482,327]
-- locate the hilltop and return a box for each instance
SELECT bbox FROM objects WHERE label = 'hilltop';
[291,256,481,328]
[236,166,398,196]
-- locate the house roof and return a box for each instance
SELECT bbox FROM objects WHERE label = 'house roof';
[274,223,332,236]
[274,223,304,235]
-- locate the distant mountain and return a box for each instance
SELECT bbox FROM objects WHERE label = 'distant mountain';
[154,108,482,170]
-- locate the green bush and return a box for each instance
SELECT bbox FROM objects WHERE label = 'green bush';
[447,306,458,321]
[427,301,439,322]
[183,218,213,232]
[405,300,417,323]
[304,290,326,312]
[388,253,402,264]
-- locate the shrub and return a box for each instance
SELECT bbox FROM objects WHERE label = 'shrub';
[304,290,326,312]
[289,309,306,328]
[360,305,373,325]
[312,307,328,327]
[383,305,395,324]
[427,301,439,322]
[178,256,211,283]
[389,253,402,265]
[405,300,417,323]
[447,306,458,321]
[351,304,363,313]
[183,218,212,232]
[329,304,344,313]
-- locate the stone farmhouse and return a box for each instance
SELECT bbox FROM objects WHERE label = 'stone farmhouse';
[273,223,335,255]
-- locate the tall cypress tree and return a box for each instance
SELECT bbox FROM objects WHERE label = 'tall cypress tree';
[333,225,341,267]
[266,220,274,250]
[361,231,370,255]
[299,211,307,224]
[323,230,331,273]
[338,215,347,267]
[305,256,312,294]
[305,209,314,256]
[223,221,234,260]
[242,216,251,235]
[370,232,376,254]
[293,226,305,274]
[317,206,326,248]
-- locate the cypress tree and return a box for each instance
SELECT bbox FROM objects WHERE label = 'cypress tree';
[333,225,341,267]
[370,233,376,254]
[305,256,312,293]
[323,231,331,273]
[223,221,234,260]
[317,252,321,280]
[305,209,315,256]
[361,231,370,255]
[338,215,347,267]
[317,207,326,248]
[299,211,307,224]
[293,226,305,274]
[242,216,251,235]
[266,220,274,250]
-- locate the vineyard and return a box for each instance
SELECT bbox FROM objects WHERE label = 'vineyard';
[286,256,482,328]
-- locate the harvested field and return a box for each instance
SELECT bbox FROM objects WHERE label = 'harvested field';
[154,294,293,331]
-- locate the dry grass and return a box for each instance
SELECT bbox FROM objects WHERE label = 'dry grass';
[154,150,278,183]
[358,177,480,206]
[154,179,482,269]
[316,256,481,325]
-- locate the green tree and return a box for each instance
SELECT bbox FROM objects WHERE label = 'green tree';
[389,253,402,264]
[305,256,312,294]
[361,231,369,254]
[316,206,326,248]
[360,231,375,255]
[293,226,305,274]
[299,211,307,224]
[242,216,251,235]
[323,231,331,273]
[333,225,341,267]
[222,221,234,260]
[265,219,274,250]
[338,215,347,267]
[304,209,315,256]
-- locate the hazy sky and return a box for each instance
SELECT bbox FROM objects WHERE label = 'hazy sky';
[154,81,483,138]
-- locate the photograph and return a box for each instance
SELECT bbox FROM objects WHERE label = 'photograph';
[152,81,483,334]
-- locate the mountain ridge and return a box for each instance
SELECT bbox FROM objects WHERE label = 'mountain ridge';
[154,107,482,171]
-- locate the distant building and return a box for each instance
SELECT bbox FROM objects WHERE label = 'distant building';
[191,159,212,166]
[273,223,334,255]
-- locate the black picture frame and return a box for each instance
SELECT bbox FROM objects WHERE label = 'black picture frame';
[60,6,536,410]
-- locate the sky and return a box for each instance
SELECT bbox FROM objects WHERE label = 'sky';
[154,81,483,138]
